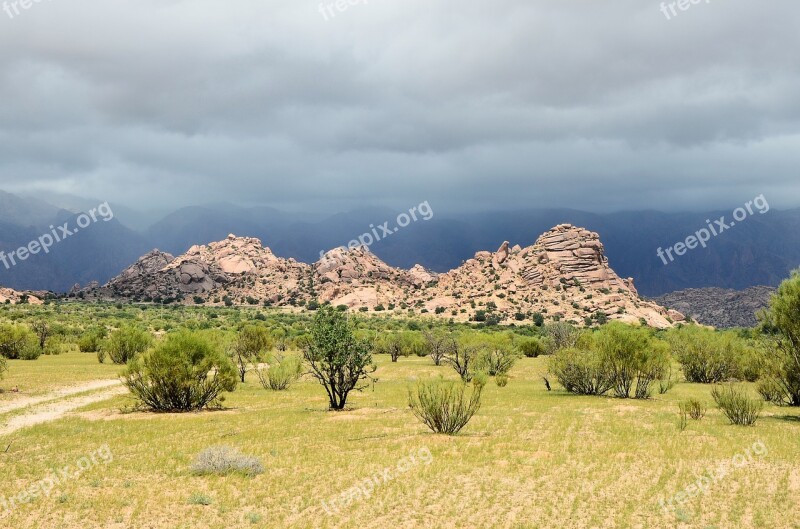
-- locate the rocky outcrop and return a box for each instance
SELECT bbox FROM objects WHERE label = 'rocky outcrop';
[653,286,775,328]
[82,225,681,328]
[0,287,42,305]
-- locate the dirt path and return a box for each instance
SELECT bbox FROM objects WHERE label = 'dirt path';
[0,380,125,436]
[0,379,121,415]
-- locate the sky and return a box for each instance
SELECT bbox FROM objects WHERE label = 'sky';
[0,0,798,215]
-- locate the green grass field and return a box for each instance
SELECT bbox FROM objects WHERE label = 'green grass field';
[1,353,798,529]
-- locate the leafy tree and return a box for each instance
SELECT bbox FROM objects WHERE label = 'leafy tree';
[303,307,375,410]
[30,320,50,350]
[758,270,800,406]
[423,330,453,366]
[123,330,238,412]
[103,325,152,364]
[376,331,417,362]
[231,326,274,382]
[478,334,520,376]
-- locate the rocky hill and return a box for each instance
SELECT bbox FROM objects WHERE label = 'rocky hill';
[76,225,682,328]
[652,286,776,329]
[0,287,42,305]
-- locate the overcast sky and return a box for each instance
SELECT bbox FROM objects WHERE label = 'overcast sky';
[0,0,798,215]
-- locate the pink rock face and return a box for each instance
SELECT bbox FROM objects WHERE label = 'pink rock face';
[0,287,42,305]
[92,224,681,328]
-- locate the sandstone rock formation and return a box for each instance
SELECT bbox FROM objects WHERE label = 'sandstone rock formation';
[0,287,42,305]
[80,225,682,328]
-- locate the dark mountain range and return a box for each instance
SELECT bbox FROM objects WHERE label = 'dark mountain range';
[652,286,777,329]
[0,191,797,295]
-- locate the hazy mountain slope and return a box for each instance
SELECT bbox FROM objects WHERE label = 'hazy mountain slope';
[653,286,776,328]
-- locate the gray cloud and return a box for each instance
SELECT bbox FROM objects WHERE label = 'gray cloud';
[0,0,798,215]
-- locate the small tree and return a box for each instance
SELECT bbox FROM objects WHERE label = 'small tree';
[376,332,415,363]
[549,347,613,396]
[103,325,152,365]
[519,337,547,358]
[123,331,238,412]
[303,307,375,410]
[422,330,453,366]
[758,270,800,406]
[444,336,485,382]
[231,326,274,382]
[479,335,520,376]
[544,322,581,354]
[30,320,50,350]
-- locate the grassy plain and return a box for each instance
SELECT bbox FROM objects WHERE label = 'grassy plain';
[1,351,799,529]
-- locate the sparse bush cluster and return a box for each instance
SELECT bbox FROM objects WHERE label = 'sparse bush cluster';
[549,323,669,399]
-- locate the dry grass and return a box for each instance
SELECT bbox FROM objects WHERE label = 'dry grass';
[0,353,798,528]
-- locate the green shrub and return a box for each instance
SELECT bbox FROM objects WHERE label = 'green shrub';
[231,325,274,382]
[679,398,707,420]
[711,385,763,426]
[190,446,264,477]
[549,347,613,396]
[187,493,213,506]
[408,377,484,435]
[255,354,302,391]
[123,330,238,412]
[495,374,509,387]
[666,327,744,383]
[758,270,800,406]
[78,327,107,353]
[0,356,7,382]
[0,324,41,360]
[594,323,670,399]
[478,335,520,376]
[518,337,547,358]
[103,325,152,365]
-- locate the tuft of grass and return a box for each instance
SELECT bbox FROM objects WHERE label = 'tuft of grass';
[187,493,213,506]
[190,446,265,477]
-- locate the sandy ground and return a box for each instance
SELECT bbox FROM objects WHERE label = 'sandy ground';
[0,380,124,436]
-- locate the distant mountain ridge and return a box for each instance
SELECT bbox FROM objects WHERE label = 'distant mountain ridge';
[0,190,798,295]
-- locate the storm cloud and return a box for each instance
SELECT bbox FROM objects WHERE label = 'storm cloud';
[0,0,798,214]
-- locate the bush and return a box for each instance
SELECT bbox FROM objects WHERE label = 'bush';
[594,323,670,399]
[495,374,509,387]
[78,327,107,353]
[103,325,152,365]
[549,347,613,396]
[123,331,238,412]
[549,323,670,399]
[0,324,41,360]
[375,332,419,362]
[190,446,264,477]
[518,337,546,358]
[679,398,707,421]
[711,385,763,426]
[666,327,744,383]
[758,270,800,406]
[408,377,484,435]
[478,335,520,376]
[0,356,7,382]
[543,322,580,354]
[255,354,302,391]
